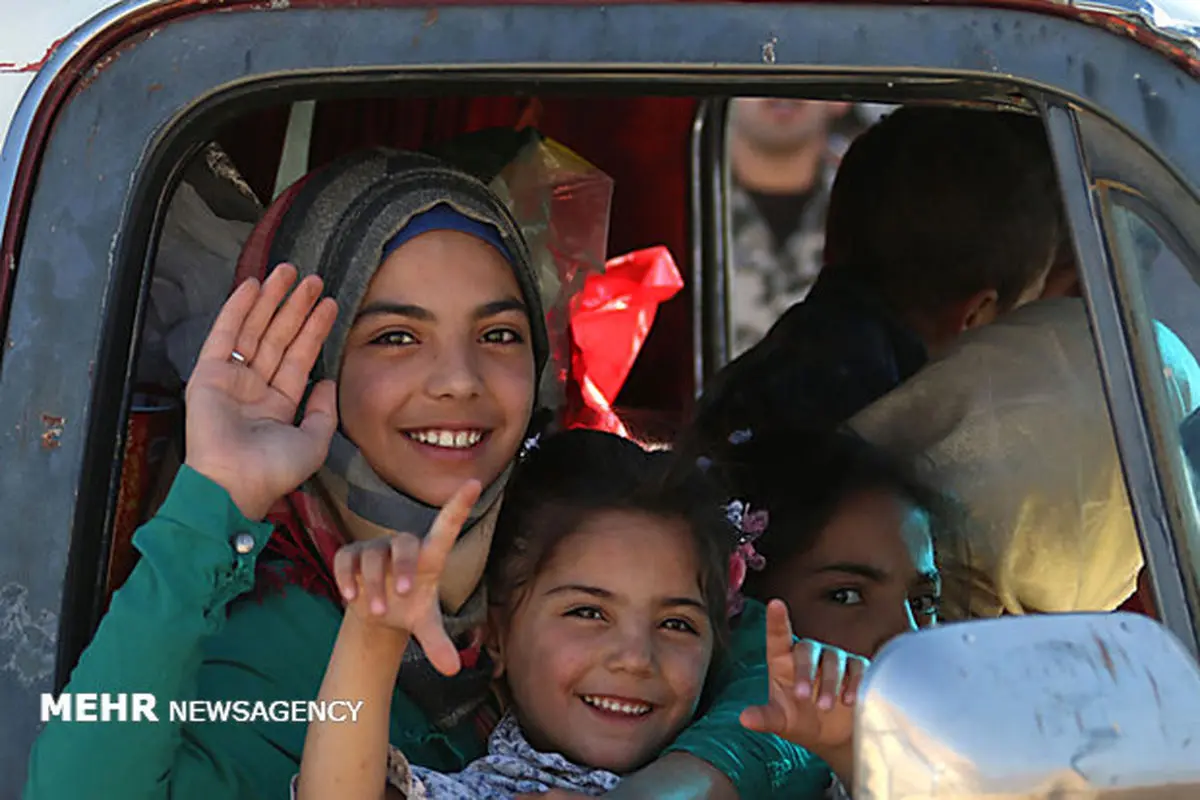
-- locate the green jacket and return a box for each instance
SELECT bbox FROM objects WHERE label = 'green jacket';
[25,467,830,799]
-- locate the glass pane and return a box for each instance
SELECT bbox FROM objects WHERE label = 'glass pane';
[1100,188,1200,560]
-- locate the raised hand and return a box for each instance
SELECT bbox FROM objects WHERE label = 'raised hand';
[334,480,483,677]
[184,265,339,520]
[739,600,867,781]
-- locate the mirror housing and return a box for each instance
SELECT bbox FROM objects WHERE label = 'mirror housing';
[856,612,1200,798]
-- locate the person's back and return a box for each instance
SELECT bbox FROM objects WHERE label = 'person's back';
[692,106,1062,446]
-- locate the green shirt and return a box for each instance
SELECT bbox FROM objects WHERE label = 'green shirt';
[25,467,830,798]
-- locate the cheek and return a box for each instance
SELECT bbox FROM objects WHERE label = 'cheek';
[338,361,399,433]
[659,639,712,706]
[506,620,595,696]
[484,355,536,421]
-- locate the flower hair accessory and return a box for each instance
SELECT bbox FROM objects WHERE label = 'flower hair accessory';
[724,499,768,618]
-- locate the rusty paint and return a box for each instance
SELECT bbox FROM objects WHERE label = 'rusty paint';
[147,82,163,93]
[424,7,438,26]
[0,35,68,74]
[40,414,65,449]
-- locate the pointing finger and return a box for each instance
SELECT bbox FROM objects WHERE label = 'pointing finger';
[421,480,483,572]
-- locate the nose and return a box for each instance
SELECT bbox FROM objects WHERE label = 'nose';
[424,338,483,399]
[605,624,656,677]
[871,601,919,658]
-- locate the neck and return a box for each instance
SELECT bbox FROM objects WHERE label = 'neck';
[730,135,828,195]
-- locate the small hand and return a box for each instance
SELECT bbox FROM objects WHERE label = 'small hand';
[739,600,867,765]
[184,264,339,520]
[333,480,483,676]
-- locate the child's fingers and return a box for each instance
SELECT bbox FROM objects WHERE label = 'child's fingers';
[765,599,797,662]
[413,606,461,677]
[815,646,848,712]
[791,640,818,700]
[333,546,362,602]
[272,297,338,406]
[422,480,483,571]
[359,548,388,616]
[841,655,869,706]
[739,702,789,736]
[195,278,260,365]
[390,533,421,595]
[233,264,298,369]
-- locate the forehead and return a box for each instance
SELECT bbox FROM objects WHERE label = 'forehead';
[805,490,935,577]
[539,510,703,591]
[365,229,520,301]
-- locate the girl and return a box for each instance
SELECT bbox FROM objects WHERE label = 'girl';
[27,148,836,799]
[296,430,865,799]
[707,427,946,660]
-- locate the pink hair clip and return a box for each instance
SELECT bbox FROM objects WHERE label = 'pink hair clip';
[725,500,768,618]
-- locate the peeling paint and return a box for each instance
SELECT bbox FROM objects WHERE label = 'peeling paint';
[761,34,777,65]
[0,583,57,688]
[40,413,65,449]
[0,35,67,74]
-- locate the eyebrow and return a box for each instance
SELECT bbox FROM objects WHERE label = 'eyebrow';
[815,563,942,587]
[544,584,708,612]
[814,562,890,582]
[354,297,528,324]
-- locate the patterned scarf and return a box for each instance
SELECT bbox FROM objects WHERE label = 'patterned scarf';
[256,474,504,732]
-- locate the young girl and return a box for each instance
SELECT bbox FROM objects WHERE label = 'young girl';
[296,430,865,798]
[708,426,946,660]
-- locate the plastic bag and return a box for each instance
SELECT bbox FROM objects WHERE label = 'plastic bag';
[567,246,684,436]
[487,134,614,414]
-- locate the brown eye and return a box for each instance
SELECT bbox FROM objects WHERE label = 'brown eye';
[371,330,417,346]
[827,587,865,606]
[481,328,524,345]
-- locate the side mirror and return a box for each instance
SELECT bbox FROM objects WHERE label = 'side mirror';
[855,612,1200,798]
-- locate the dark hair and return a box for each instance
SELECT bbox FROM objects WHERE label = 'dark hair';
[695,427,947,599]
[823,106,1060,316]
[486,429,733,653]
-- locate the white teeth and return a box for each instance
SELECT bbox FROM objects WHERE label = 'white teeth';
[408,430,483,449]
[581,695,652,716]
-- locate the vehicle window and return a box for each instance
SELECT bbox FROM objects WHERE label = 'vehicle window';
[1099,187,1200,542]
[723,99,895,358]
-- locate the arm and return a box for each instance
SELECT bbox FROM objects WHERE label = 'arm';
[621,600,832,799]
[297,481,479,800]
[297,615,409,800]
[25,468,276,800]
[28,268,341,800]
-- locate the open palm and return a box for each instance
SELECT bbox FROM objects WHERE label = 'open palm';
[184,265,339,520]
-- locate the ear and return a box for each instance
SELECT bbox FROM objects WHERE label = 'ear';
[485,606,507,679]
[957,288,1000,333]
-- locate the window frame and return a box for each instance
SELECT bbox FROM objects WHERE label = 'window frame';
[3,2,1200,790]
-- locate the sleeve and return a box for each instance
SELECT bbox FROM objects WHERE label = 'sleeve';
[663,599,833,798]
[24,467,277,800]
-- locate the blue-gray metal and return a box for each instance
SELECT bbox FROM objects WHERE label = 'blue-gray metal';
[3,2,1200,792]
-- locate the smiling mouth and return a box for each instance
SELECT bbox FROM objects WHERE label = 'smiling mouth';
[404,429,486,450]
[580,695,654,717]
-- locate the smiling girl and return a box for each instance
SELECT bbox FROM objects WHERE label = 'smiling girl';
[296,430,863,799]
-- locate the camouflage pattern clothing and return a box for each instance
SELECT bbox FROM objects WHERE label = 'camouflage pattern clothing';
[729,154,840,357]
